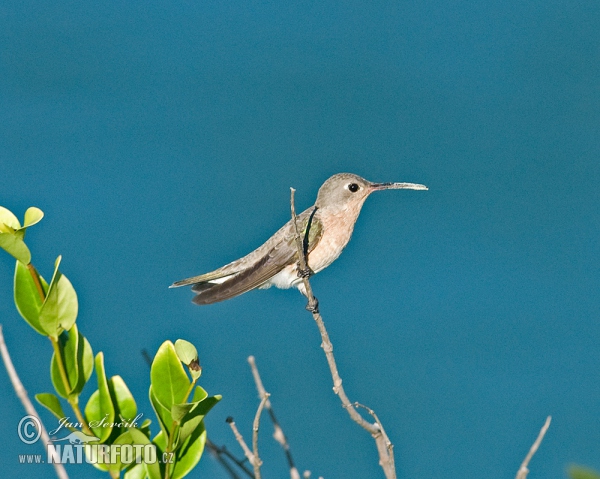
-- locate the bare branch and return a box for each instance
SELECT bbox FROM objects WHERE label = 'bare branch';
[248,355,300,479]
[206,440,243,479]
[0,325,69,479]
[515,416,552,479]
[206,438,256,479]
[227,397,270,479]
[227,417,255,467]
[290,188,396,479]
[352,402,395,472]
[252,392,270,479]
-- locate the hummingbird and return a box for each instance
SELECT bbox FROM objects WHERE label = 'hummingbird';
[171,173,427,306]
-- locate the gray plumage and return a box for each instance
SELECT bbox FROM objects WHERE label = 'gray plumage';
[171,173,427,305]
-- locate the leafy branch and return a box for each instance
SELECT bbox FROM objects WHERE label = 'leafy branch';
[0,205,220,479]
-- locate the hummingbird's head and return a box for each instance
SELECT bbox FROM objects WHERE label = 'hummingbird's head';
[315,173,428,213]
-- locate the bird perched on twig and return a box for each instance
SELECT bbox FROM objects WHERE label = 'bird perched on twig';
[171,173,427,305]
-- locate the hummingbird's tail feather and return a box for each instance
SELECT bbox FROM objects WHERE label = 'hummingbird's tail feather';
[190,282,216,293]
[192,244,294,305]
[170,271,238,288]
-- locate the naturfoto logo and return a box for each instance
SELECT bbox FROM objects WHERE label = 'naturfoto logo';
[17,414,161,466]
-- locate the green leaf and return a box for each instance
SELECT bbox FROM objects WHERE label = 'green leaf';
[39,256,78,339]
[139,418,152,436]
[191,385,208,403]
[107,430,137,474]
[49,330,74,399]
[171,403,195,424]
[172,421,207,479]
[14,261,48,335]
[22,207,44,228]
[84,352,115,442]
[64,326,79,394]
[0,233,31,264]
[74,332,93,395]
[84,442,110,472]
[174,340,197,365]
[152,429,167,450]
[171,386,209,424]
[174,339,201,380]
[123,462,146,479]
[50,327,80,397]
[108,375,137,428]
[129,428,162,479]
[177,390,220,447]
[569,466,600,479]
[50,357,68,398]
[149,386,173,439]
[150,341,190,411]
[35,393,67,422]
[151,431,169,478]
[0,206,21,231]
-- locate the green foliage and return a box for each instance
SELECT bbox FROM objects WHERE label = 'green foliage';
[35,392,67,422]
[151,342,191,412]
[149,340,221,479]
[39,256,79,340]
[1,205,220,478]
[85,353,116,442]
[569,466,600,479]
[0,205,43,263]
[14,261,48,334]
[174,340,201,381]
[0,233,31,264]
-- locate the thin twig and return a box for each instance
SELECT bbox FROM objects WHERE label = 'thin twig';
[352,402,395,471]
[141,349,153,368]
[206,439,255,479]
[515,416,552,479]
[227,417,256,469]
[0,325,69,479]
[290,188,396,479]
[252,392,270,479]
[206,439,243,479]
[248,355,300,479]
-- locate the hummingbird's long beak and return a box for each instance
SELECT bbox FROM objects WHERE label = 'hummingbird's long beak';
[369,182,428,191]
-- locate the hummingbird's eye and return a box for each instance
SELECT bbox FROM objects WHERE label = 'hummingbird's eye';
[348,183,359,192]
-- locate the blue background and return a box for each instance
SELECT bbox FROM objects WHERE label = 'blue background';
[1,1,599,478]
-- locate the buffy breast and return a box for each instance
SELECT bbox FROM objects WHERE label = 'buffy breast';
[307,212,358,273]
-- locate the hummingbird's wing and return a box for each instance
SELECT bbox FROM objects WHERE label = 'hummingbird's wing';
[179,209,322,305]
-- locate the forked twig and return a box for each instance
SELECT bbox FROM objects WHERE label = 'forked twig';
[289,188,396,479]
[252,392,270,479]
[248,355,300,479]
[228,396,269,479]
[0,325,69,479]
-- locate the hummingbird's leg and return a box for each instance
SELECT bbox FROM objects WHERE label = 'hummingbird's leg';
[298,282,319,313]
[305,297,319,313]
[296,263,314,278]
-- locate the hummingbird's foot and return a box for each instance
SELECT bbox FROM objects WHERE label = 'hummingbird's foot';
[297,265,314,278]
[305,297,319,314]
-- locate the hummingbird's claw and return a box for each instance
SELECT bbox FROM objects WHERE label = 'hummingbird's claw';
[297,265,314,278]
[305,297,319,314]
